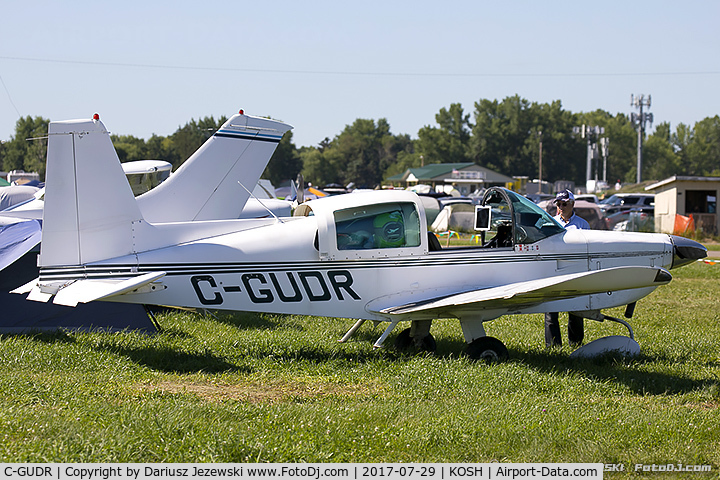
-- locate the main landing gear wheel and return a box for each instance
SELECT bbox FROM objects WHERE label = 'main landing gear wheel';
[394,328,437,353]
[465,336,509,363]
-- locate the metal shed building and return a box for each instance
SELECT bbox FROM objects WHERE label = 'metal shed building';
[645,176,719,235]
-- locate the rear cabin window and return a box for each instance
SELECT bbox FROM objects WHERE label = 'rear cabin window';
[334,202,421,250]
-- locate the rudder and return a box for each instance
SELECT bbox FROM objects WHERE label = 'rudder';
[41,117,143,267]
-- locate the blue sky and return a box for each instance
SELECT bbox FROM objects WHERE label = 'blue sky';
[1,0,718,148]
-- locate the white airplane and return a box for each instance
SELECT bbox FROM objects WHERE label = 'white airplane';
[13,111,707,360]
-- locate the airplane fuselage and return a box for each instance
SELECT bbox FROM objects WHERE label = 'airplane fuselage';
[37,211,675,323]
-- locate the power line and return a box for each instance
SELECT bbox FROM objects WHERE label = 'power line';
[0,73,22,118]
[1,55,720,79]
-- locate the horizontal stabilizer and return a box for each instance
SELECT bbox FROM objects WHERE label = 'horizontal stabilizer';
[16,272,166,307]
[11,277,43,295]
[374,266,671,315]
[52,271,166,307]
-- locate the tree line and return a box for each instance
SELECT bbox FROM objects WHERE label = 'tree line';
[2,95,720,190]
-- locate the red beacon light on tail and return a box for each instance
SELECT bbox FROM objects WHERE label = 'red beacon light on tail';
[92,113,100,121]
[238,109,244,115]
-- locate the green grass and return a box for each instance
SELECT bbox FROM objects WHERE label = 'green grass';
[1,263,719,469]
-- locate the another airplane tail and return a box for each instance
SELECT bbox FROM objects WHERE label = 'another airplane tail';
[39,111,293,268]
[136,113,293,222]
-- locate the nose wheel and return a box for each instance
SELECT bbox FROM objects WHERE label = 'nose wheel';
[465,336,509,362]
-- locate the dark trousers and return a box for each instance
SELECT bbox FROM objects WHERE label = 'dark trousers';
[545,312,584,347]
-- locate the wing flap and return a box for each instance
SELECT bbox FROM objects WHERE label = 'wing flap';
[375,266,670,315]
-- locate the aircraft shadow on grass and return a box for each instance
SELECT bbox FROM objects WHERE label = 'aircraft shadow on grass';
[10,321,717,395]
[95,343,251,375]
[8,329,245,375]
[209,311,296,331]
[510,348,719,396]
[185,312,720,396]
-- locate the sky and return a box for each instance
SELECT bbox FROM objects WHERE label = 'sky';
[1,0,719,148]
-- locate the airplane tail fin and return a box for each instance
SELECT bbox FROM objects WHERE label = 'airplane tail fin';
[41,117,144,267]
[39,112,293,268]
[136,112,293,222]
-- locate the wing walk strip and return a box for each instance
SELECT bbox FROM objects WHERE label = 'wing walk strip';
[36,251,657,282]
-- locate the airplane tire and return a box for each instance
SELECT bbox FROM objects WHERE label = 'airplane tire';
[466,336,509,363]
[394,328,437,353]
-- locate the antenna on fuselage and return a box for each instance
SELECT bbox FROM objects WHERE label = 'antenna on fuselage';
[237,181,284,223]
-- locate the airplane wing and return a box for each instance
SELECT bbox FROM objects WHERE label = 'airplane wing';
[371,266,671,316]
[15,271,166,307]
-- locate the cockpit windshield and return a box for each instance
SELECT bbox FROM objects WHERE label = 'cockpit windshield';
[504,189,565,243]
[480,188,565,246]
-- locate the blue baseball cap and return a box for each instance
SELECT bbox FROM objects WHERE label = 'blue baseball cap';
[554,189,575,204]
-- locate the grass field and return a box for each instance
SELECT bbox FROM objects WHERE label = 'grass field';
[1,261,719,469]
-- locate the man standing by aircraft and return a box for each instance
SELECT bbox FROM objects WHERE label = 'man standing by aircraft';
[545,189,591,347]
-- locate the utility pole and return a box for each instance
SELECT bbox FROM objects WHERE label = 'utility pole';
[572,125,604,192]
[538,131,543,193]
[600,137,609,184]
[631,94,653,184]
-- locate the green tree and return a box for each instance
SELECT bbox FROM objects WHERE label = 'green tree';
[334,118,389,188]
[524,101,582,185]
[263,131,302,187]
[112,134,147,163]
[471,97,585,185]
[416,103,471,164]
[575,110,637,185]
[684,116,720,176]
[671,122,693,175]
[145,134,179,165]
[643,122,681,181]
[383,150,423,179]
[1,116,49,179]
[169,115,227,169]
[300,146,341,188]
[471,96,536,176]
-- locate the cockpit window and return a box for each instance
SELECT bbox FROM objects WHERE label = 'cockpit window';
[334,202,421,250]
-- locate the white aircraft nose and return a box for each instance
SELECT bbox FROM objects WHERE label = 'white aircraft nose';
[670,235,707,268]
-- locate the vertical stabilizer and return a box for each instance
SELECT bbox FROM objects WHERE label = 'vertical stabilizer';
[41,118,143,267]
[136,112,293,222]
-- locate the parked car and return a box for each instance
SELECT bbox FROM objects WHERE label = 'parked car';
[605,208,655,232]
[575,194,599,204]
[598,193,654,216]
[525,193,555,204]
